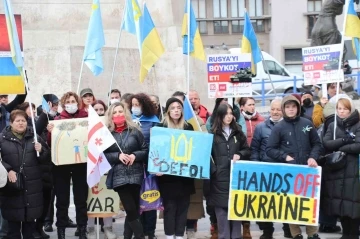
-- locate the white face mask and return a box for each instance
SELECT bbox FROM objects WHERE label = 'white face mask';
[132,107,142,116]
[49,110,57,117]
[110,98,120,105]
[65,104,78,114]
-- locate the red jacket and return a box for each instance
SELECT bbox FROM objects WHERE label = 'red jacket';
[197,105,211,124]
[47,109,88,146]
[243,112,265,145]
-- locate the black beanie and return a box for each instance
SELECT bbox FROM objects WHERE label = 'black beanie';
[165,97,183,112]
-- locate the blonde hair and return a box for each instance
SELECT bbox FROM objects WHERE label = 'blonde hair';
[162,104,186,129]
[105,102,138,131]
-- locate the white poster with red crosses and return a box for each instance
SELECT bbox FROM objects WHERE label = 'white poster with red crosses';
[207,54,253,98]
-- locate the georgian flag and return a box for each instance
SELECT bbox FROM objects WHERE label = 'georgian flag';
[87,105,116,188]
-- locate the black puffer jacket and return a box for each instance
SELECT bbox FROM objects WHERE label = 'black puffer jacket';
[322,110,360,218]
[209,127,250,208]
[105,127,148,189]
[266,95,322,165]
[0,126,50,221]
[155,123,195,200]
[250,118,278,162]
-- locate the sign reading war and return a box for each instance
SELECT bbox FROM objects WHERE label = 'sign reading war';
[148,127,213,179]
[228,162,321,225]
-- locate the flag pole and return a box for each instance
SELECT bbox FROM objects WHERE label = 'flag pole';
[333,0,350,140]
[96,217,100,239]
[260,52,277,95]
[23,70,39,157]
[107,3,127,105]
[186,0,191,93]
[77,61,85,94]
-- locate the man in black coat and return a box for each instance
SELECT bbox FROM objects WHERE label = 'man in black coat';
[266,95,322,239]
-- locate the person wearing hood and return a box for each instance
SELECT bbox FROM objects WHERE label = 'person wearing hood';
[322,96,360,239]
[250,97,291,239]
[47,92,88,239]
[266,95,322,239]
[301,91,315,117]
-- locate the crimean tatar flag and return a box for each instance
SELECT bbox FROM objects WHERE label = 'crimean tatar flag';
[83,0,105,76]
[182,0,206,61]
[87,105,116,187]
[121,0,142,51]
[241,11,262,74]
[184,96,202,132]
[345,2,360,61]
[139,4,165,82]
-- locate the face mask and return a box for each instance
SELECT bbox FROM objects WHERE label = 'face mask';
[245,111,253,115]
[303,98,312,107]
[110,98,120,105]
[112,115,126,125]
[132,107,142,116]
[49,110,57,117]
[65,104,78,114]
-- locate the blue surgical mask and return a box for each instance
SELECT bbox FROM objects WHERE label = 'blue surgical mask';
[132,107,142,116]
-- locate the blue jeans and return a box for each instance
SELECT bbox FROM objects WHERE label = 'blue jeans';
[0,210,8,238]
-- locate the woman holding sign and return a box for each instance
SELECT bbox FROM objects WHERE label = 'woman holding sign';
[323,96,360,239]
[209,103,251,239]
[156,97,195,239]
[104,102,148,239]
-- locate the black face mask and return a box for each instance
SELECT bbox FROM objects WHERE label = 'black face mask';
[303,98,312,107]
[99,114,105,117]
[245,111,253,115]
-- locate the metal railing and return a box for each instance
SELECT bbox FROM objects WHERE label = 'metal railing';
[251,71,360,106]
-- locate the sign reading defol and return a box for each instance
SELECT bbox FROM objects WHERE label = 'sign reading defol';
[148,127,213,179]
[228,161,321,225]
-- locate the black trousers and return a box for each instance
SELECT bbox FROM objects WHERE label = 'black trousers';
[163,196,190,237]
[7,221,35,239]
[53,164,88,228]
[44,189,55,225]
[140,210,157,235]
[36,188,52,225]
[115,184,141,222]
[341,217,360,237]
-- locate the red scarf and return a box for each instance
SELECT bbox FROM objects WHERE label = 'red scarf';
[115,125,127,133]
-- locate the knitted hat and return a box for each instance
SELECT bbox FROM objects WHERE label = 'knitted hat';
[165,97,183,112]
[301,90,313,97]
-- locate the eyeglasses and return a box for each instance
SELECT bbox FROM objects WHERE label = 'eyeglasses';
[0,95,8,99]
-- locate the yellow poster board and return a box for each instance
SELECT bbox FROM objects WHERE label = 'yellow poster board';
[87,175,120,217]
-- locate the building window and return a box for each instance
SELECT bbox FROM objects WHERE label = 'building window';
[198,21,207,34]
[232,20,244,33]
[307,0,322,12]
[253,20,264,32]
[191,0,206,18]
[249,0,264,17]
[231,0,245,17]
[214,20,229,34]
[285,49,303,62]
[213,0,228,18]
[308,15,318,38]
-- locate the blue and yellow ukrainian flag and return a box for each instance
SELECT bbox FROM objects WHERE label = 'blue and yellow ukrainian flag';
[138,4,165,82]
[182,0,206,61]
[121,0,142,51]
[2,0,24,94]
[345,2,360,61]
[241,11,262,74]
[183,96,201,131]
[83,0,105,76]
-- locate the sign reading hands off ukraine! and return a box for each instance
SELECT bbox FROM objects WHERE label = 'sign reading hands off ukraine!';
[148,127,213,179]
[228,161,321,226]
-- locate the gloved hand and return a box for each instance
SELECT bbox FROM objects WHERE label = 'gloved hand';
[342,135,355,144]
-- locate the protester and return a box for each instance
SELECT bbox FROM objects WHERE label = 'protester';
[322,96,360,239]
[301,91,315,117]
[121,93,133,110]
[209,103,250,239]
[266,95,322,239]
[16,102,36,125]
[0,95,9,105]
[313,83,339,128]
[250,97,292,238]
[291,94,313,122]
[80,88,95,112]
[188,90,210,124]
[0,110,50,239]
[149,94,164,121]
[104,102,148,239]
[0,91,27,132]
[92,100,107,117]
[47,92,88,239]
[343,60,352,75]
[109,89,121,105]
[156,97,195,239]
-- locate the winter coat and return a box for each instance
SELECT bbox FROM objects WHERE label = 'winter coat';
[242,111,265,145]
[0,92,27,132]
[266,95,322,165]
[209,126,251,208]
[312,103,324,128]
[187,179,205,219]
[0,126,50,222]
[155,123,195,200]
[250,118,278,162]
[105,127,148,189]
[197,105,211,124]
[303,102,315,118]
[322,110,360,219]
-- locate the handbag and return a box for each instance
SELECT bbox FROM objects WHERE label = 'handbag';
[324,151,347,171]
[139,174,163,214]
